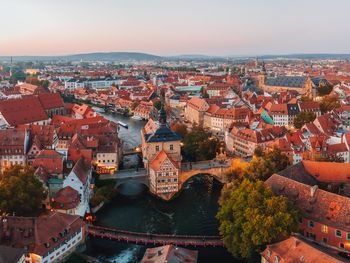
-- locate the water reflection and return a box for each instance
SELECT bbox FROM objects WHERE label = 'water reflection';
[86,113,238,263]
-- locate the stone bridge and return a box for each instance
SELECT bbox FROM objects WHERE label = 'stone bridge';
[179,166,229,186]
[99,159,234,197]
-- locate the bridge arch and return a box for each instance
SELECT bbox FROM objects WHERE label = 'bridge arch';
[115,177,149,188]
[179,166,228,188]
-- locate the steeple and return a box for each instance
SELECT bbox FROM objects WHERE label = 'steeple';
[261,60,266,75]
[158,106,167,126]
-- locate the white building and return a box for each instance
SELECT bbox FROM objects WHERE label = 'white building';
[63,158,92,216]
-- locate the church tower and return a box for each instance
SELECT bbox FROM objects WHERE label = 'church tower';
[258,61,266,88]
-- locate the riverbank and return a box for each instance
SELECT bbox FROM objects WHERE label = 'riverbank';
[85,176,239,263]
[80,108,238,262]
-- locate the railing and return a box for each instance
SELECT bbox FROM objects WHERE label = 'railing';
[87,225,224,247]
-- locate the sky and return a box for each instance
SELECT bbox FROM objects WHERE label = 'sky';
[1,0,349,56]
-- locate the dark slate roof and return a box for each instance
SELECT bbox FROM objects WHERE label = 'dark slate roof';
[0,245,25,263]
[144,126,182,143]
[277,162,318,186]
[265,76,307,88]
[311,77,330,87]
[287,104,300,116]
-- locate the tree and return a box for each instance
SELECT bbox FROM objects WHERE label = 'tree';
[153,100,162,110]
[253,145,264,157]
[225,159,248,182]
[293,111,316,129]
[217,179,299,260]
[317,80,333,96]
[182,126,220,162]
[0,166,46,216]
[245,147,289,181]
[320,95,340,114]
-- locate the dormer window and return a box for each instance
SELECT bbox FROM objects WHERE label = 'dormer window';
[267,249,271,257]
[275,256,280,263]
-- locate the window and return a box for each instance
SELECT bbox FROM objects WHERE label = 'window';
[340,243,345,249]
[336,229,342,238]
[170,144,174,151]
[322,237,328,243]
[156,146,159,152]
[347,233,350,240]
[308,220,314,228]
[275,256,280,263]
[321,225,328,233]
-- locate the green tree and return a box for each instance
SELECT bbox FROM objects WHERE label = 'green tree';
[217,179,299,260]
[153,100,162,110]
[320,96,340,114]
[245,147,289,181]
[0,166,46,216]
[182,126,220,162]
[293,111,316,129]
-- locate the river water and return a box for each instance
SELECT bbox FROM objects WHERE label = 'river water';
[86,112,240,263]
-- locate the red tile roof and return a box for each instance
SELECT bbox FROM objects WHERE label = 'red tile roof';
[52,186,80,210]
[262,236,342,263]
[265,174,350,232]
[37,92,64,110]
[0,212,84,257]
[32,149,64,174]
[302,160,350,183]
[150,150,179,171]
[0,97,48,126]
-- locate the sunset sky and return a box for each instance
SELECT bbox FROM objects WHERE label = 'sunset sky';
[1,0,349,56]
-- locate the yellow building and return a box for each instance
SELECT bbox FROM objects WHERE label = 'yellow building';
[258,70,315,98]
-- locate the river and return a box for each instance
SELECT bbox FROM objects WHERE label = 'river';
[85,112,240,263]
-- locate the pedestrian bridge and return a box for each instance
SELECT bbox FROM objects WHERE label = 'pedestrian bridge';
[87,225,224,247]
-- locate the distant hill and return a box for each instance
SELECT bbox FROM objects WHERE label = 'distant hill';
[1,52,350,63]
[66,52,162,61]
[0,52,162,62]
[252,54,350,60]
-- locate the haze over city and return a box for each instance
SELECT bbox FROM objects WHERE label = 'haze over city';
[3,1,350,263]
[1,0,350,56]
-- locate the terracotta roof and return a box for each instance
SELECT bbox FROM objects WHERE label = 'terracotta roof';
[0,97,48,126]
[299,101,320,111]
[32,149,64,174]
[262,236,343,263]
[150,150,179,171]
[141,245,198,263]
[71,157,91,184]
[187,97,208,111]
[302,160,350,183]
[0,212,84,257]
[52,186,80,210]
[37,92,64,110]
[0,128,26,156]
[265,174,350,232]
[270,104,288,115]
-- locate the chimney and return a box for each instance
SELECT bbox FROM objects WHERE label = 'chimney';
[310,185,318,197]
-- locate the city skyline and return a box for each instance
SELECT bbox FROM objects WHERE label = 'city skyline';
[1,0,350,56]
